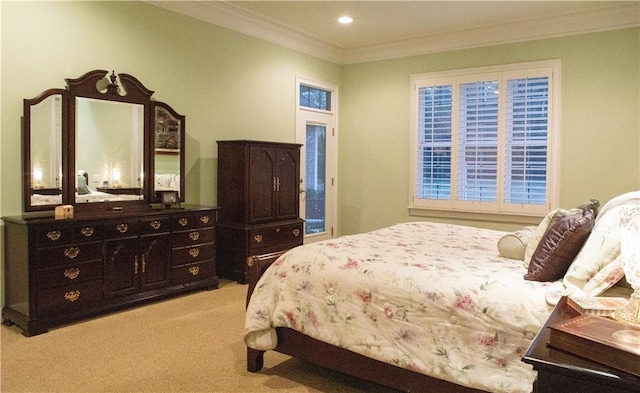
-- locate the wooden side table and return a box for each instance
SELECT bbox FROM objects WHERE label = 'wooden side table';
[523,296,640,393]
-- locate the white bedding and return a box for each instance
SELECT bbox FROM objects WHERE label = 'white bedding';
[244,222,554,393]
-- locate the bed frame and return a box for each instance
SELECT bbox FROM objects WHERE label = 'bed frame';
[245,252,485,393]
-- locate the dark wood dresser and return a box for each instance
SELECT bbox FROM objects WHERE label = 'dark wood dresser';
[216,140,303,283]
[2,205,218,337]
[523,296,640,393]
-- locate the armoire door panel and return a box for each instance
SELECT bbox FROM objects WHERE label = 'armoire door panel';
[249,146,276,223]
[276,149,300,219]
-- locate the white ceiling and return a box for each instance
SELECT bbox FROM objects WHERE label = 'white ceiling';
[149,1,640,64]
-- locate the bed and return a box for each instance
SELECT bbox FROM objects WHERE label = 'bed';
[244,192,638,393]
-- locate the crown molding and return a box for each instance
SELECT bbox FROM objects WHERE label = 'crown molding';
[149,2,639,65]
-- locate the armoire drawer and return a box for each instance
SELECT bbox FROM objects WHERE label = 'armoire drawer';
[35,241,103,268]
[36,280,103,316]
[171,260,214,286]
[172,227,215,248]
[248,222,303,251]
[36,260,103,290]
[171,243,214,266]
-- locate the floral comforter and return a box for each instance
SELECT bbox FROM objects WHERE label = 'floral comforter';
[244,222,553,393]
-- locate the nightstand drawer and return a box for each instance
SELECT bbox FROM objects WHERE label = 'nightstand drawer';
[36,280,103,316]
[36,261,103,290]
[172,227,215,248]
[172,243,214,266]
[248,222,303,250]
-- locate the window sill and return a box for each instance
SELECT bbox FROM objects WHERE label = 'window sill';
[408,207,543,225]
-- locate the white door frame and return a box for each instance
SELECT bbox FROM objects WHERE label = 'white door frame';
[295,76,338,242]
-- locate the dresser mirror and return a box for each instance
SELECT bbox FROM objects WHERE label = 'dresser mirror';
[23,70,186,212]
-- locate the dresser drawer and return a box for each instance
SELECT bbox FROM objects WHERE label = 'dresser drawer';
[171,211,215,231]
[248,222,303,251]
[140,217,171,235]
[104,220,139,238]
[36,280,103,316]
[172,243,214,266]
[172,227,214,248]
[35,222,103,246]
[171,260,214,286]
[36,241,103,268]
[36,260,103,290]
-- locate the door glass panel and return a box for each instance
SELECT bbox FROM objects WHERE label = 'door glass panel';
[305,124,326,235]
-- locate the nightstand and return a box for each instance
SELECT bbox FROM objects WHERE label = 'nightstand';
[523,296,640,393]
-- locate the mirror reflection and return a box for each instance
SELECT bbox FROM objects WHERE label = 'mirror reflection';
[154,104,182,198]
[75,97,144,203]
[30,94,63,206]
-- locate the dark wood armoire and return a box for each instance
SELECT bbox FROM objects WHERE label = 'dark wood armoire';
[216,140,304,283]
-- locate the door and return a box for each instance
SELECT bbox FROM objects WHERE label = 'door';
[296,77,337,242]
[104,238,139,298]
[139,234,171,292]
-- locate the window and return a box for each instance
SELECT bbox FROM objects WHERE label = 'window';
[410,61,559,219]
[300,85,331,111]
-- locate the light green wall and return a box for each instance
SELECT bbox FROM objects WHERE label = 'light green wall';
[0,1,341,216]
[1,3,639,244]
[340,28,640,234]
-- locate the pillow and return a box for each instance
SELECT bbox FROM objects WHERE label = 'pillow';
[523,208,573,268]
[563,196,640,295]
[525,208,596,282]
[77,174,91,195]
[497,226,536,260]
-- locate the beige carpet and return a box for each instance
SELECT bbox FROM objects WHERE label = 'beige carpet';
[1,280,397,393]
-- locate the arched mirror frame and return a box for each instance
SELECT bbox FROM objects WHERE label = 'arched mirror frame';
[23,88,68,211]
[23,70,186,212]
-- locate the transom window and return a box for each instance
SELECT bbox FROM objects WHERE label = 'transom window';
[410,61,560,220]
[300,85,331,111]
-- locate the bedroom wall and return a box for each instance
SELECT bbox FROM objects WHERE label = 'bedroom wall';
[340,28,640,235]
[0,1,341,216]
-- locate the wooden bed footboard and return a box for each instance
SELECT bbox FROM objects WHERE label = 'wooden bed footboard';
[244,251,484,393]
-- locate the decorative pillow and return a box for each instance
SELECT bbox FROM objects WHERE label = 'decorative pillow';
[524,208,596,282]
[77,174,91,195]
[523,208,573,268]
[563,194,640,295]
[497,226,536,260]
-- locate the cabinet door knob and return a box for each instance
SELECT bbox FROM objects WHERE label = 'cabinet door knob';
[64,267,80,280]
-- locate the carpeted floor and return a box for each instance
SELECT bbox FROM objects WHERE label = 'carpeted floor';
[1,280,397,393]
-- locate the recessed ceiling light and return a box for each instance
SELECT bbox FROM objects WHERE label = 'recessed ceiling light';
[338,16,353,24]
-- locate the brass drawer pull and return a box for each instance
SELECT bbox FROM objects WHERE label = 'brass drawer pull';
[64,290,80,302]
[64,247,80,259]
[200,215,210,225]
[64,267,80,280]
[254,234,263,244]
[116,223,128,233]
[189,265,200,276]
[47,231,61,241]
[189,248,200,258]
[178,218,188,227]
[80,227,94,237]
[189,231,200,241]
[150,220,161,230]
[292,229,300,237]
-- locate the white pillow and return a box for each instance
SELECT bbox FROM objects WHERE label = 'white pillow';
[497,226,536,260]
[563,195,640,296]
